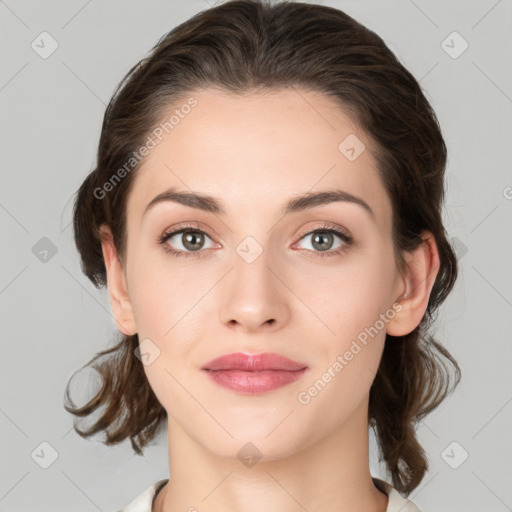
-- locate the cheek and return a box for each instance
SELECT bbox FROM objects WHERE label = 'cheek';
[295,262,392,425]
[126,245,201,338]
[293,245,396,405]
[129,260,206,416]
[298,251,396,347]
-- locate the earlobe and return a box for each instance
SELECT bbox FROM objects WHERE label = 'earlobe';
[386,232,440,337]
[99,224,137,336]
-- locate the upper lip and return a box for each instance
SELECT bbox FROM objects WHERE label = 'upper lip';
[202,352,307,371]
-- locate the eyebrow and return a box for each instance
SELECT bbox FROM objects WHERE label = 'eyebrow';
[143,187,375,221]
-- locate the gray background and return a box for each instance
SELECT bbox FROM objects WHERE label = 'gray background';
[1,0,511,511]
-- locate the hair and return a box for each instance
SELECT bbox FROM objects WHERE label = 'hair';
[64,0,461,496]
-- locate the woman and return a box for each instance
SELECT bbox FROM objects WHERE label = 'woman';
[64,1,461,511]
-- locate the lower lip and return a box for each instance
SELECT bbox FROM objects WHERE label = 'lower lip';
[203,368,308,394]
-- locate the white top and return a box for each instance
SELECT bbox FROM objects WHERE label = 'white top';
[117,477,421,511]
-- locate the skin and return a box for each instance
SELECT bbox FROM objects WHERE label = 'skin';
[100,87,440,512]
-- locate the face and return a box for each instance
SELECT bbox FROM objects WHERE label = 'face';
[115,87,406,461]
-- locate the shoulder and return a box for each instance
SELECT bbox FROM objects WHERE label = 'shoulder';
[372,478,423,512]
[116,479,169,512]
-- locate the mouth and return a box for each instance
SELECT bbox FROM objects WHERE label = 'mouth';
[201,352,309,395]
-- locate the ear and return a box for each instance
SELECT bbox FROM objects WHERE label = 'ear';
[99,224,137,336]
[386,231,440,337]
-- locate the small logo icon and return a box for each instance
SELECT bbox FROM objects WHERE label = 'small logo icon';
[31,441,59,469]
[338,134,366,161]
[503,186,512,200]
[441,441,469,469]
[441,31,468,59]
[236,236,263,264]
[450,236,468,261]
[134,338,161,366]
[31,31,59,59]
[237,442,263,468]
[32,237,58,263]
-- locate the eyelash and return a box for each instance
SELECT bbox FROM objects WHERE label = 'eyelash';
[158,223,353,259]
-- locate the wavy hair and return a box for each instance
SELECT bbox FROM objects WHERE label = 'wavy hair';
[64,0,461,495]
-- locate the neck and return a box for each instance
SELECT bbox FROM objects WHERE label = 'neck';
[154,400,388,512]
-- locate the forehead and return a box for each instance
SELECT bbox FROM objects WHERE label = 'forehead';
[126,87,392,227]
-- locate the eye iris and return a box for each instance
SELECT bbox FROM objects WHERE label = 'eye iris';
[312,231,334,251]
[312,231,333,251]
[182,231,204,251]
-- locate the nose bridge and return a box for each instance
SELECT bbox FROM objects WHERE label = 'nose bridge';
[218,232,290,331]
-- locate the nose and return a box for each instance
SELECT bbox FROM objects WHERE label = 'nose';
[218,246,291,333]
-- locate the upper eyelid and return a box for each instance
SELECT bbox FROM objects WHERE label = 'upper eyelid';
[296,224,350,239]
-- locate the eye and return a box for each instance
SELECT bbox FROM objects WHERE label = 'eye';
[158,224,217,258]
[292,225,353,258]
[158,223,353,259]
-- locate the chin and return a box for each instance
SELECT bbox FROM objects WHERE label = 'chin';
[191,415,317,463]
[206,435,306,465]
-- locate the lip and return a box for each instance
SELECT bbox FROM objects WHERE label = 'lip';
[202,352,307,371]
[202,352,309,395]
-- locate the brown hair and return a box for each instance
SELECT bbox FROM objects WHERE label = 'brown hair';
[64,0,460,495]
